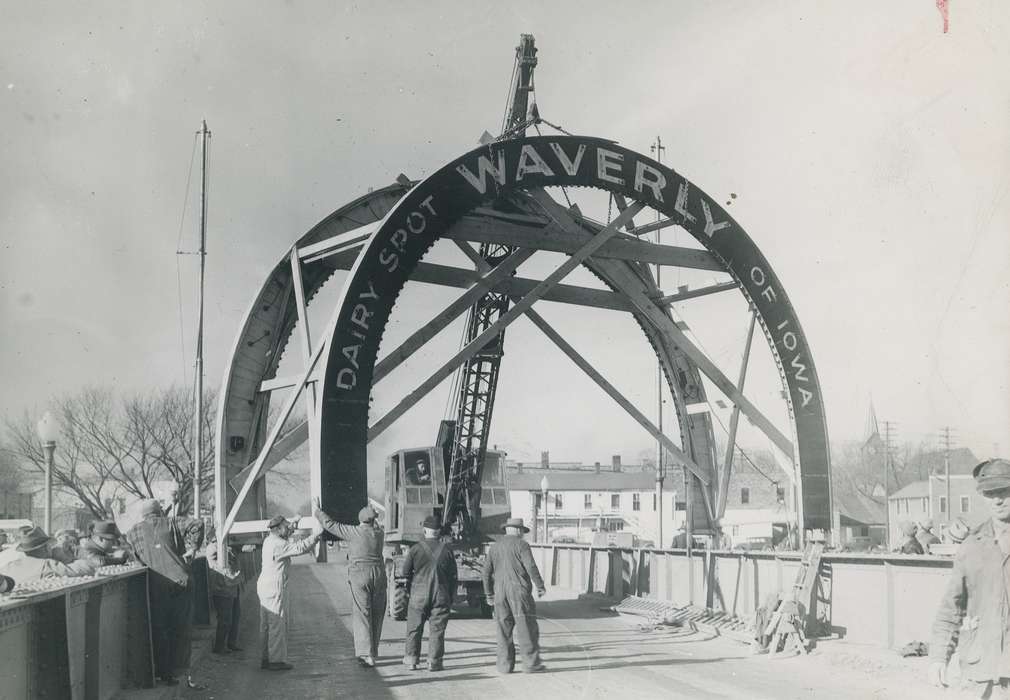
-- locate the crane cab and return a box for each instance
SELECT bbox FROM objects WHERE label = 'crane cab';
[383,447,446,544]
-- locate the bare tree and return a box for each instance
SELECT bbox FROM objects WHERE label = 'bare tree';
[3,386,215,519]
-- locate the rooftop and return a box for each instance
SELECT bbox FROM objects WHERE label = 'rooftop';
[507,468,659,491]
[889,481,929,500]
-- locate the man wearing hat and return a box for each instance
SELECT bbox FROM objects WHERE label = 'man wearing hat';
[312,498,387,667]
[401,515,457,671]
[0,525,96,579]
[929,458,1010,697]
[78,520,132,568]
[916,518,941,554]
[896,521,924,554]
[482,517,547,674]
[206,538,244,655]
[126,498,205,687]
[257,514,323,671]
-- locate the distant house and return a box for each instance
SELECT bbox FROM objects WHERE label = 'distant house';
[887,447,982,544]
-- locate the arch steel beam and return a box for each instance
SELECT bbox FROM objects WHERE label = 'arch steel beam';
[313,136,830,533]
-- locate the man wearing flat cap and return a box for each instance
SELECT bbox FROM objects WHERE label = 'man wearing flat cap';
[929,458,1010,697]
[482,517,547,674]
[402,515,457,671]
[126,498,205,687]
[896,521,924,555]
[313,498,387,667]
[257,514,323,671]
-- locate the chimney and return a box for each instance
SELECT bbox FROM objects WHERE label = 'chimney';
[541,451,550,469]
[594,461,601,474]
[612,455,622,472]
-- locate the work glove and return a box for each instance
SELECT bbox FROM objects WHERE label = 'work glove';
[926,661,947,687]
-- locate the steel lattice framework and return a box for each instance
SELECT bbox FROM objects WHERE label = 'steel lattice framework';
[214,135,833,547]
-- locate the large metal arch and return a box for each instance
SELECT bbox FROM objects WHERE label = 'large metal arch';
[213,182,412,529]
[309,135,832,534]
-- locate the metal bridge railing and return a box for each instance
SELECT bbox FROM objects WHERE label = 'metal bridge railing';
[529,544,954,650]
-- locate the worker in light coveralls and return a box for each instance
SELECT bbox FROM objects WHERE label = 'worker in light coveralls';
[313,497,387,667]
[929,458,1010,698]
[402,515,457,671]
[257,515,322,671]
[482,517,547,674]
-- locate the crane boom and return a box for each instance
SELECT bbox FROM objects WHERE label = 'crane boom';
[441,35,537,541]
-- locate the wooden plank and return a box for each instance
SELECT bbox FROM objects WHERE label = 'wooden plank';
[296,221,379,262]
[444,216,723,271]
[259,375,318,393]
[523,306,710,486]
[718,313,757,517]
[367,202,644,440]
[289,250,321,506]
[373,247,537,383]
[536,196,795,458]
[656,282,738,305]
[223,333,325,538]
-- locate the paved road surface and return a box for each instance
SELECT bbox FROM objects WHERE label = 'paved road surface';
[121,559,954,699]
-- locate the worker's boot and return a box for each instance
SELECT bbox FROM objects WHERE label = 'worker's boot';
[427,659,444,672]
[403,656,419,671]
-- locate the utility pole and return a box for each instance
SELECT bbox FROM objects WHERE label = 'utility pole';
[882,420,897,548]
[193,120,210,518]
[650,135,666,549]
[940,426,955,524]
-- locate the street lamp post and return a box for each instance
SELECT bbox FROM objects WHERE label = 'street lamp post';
[36,411,58,534]
[540,475,550,544]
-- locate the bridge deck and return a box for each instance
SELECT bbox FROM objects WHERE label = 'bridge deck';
[121,560,949,699]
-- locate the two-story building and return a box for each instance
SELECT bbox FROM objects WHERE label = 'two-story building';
[887,447,983,544]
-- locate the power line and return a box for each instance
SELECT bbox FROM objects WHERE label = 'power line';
[174,131,199,387]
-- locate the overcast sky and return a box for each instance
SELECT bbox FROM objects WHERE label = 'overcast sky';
[2,2,1008,483]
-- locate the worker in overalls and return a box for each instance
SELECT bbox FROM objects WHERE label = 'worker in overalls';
[482,517,547,674]
[402,515,457,671]
[257,515,322,671]
[312,498,387,667]
[126,499,205,688]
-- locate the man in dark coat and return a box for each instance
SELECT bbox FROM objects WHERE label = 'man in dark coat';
[402,515,457,671]
[896,521,925,555]
[929,458,1010,697]
[313,498,388,667]
[916,518,941,554]
[482,517,547,674]
[77,520,132,569]
[206,539,243,655]
[126,499,204,687]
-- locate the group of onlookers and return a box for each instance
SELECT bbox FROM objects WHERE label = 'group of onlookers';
[895,516,969,555]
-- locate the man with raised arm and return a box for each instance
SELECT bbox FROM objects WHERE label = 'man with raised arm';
[257,514,322,671]
[313,497,387,667]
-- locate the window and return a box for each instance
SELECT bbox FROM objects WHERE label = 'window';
[776,486,785,503]
[960,496,970,514]
[674,501,686,512]
[740,488,750,505]
[584,494,592,509]
[939,496,947,514]
[653,493,657,511]
[921,497,928,512]
[611,494,620,509]
[859,526,869,537]
[534,493,542,509]
[633,493,641,511]
[554,493,563,509]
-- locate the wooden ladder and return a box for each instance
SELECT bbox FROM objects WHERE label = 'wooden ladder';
[759,541,823,658]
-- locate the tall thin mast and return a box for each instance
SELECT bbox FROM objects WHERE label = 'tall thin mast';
[193,120,210,517]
